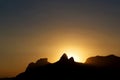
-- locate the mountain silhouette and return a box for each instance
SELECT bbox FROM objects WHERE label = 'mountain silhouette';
[85,54,120,68]
[69,57,74,63]
[58,53,68,62]
[57,53,75,64]
[4,54,120,80]
[26,58,50,72]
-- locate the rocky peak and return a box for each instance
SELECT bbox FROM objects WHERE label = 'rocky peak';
[69,57,74,62]
[59,53,69,62]
[36,58,49,65]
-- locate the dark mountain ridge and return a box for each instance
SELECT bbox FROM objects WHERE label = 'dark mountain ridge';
[14,54,120,80]
[3,54,120,80]
[85,54,120,68]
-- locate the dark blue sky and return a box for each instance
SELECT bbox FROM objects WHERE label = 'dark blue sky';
[0,0,120,36]
[0,0,120,77]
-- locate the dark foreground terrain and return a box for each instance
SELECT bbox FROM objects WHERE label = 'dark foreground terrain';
[2,54,120,80]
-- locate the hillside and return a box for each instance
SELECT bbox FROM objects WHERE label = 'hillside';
[13,53,120,80]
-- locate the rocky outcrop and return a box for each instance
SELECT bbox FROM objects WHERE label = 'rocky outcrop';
[26,58,50,71]
[85,54,120,67]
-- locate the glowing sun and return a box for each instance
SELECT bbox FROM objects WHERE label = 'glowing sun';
[67,53,80,62]
[63,49,84,62]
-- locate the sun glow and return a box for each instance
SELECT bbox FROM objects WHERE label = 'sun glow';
[62,48,85,62]
[67,53,80,62]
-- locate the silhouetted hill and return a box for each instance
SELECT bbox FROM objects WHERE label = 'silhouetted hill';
[56,53,75,64]
[85,54,120,68]
[11,54,120,80]
[26,58,50,72]
[58,53,69,62]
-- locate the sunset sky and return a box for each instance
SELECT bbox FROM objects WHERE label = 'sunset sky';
[0,0,120,77]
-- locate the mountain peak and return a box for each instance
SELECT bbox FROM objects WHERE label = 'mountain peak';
[58,53,69,63]
[60,53,68,60]
[26,58,50,72]
[69,57,74,62]
[36,58,49,65]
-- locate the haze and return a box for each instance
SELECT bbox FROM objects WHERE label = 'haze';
[0,0,120,77]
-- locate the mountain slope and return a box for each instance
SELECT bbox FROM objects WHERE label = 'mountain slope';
[85,54,120,67]
[14,54,120,80]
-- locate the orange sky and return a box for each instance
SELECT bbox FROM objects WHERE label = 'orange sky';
[0,0,120,77]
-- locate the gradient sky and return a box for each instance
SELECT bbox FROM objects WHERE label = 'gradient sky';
[0,0,120,77]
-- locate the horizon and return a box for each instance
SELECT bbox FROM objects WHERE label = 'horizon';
[0,53,120,78]
[1,53,120,79]
[0,0,120,77]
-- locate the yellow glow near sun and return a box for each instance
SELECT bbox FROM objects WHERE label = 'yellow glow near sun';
[62,48,85,62]
[67,53,80,62]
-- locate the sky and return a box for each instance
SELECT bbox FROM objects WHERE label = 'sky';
[0,0,120,77]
